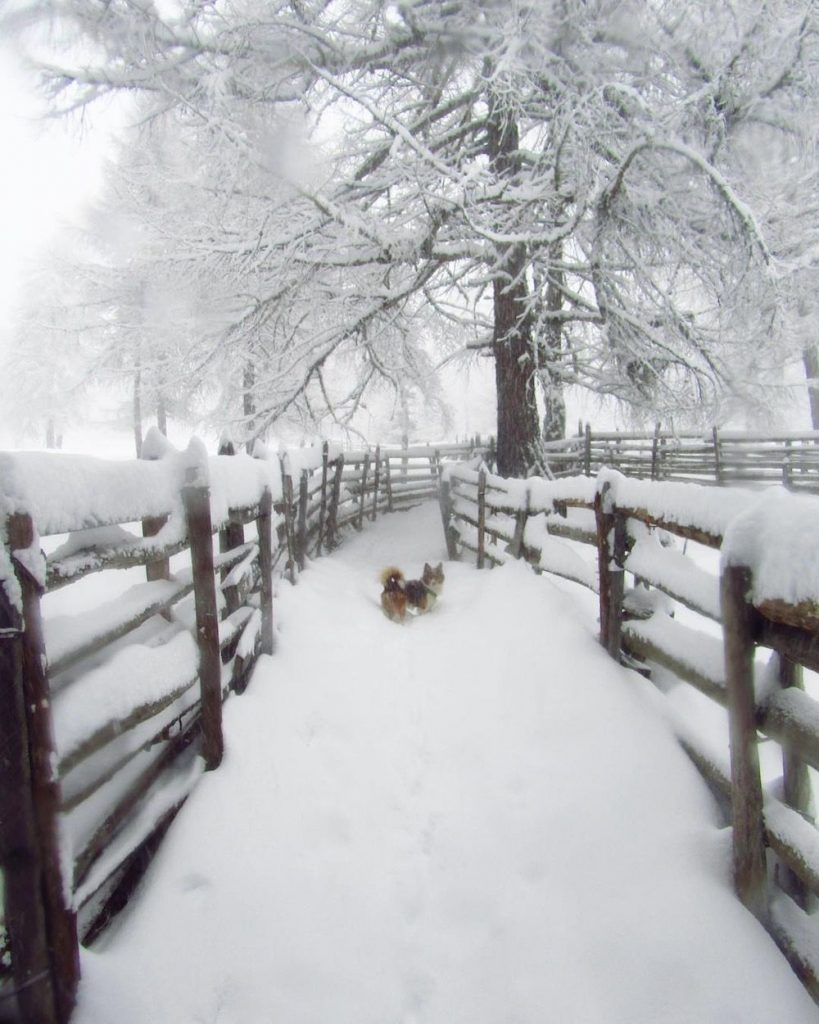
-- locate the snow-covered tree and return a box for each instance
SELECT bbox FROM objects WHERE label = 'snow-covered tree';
[13,0,819,472]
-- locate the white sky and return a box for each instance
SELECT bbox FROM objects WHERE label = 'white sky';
[0,41,113,334]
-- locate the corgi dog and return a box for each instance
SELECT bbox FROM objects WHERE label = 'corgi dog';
[380,566,408,623]
[380,563,444,622]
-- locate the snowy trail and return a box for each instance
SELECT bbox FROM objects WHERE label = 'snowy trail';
[73,504,817,1024]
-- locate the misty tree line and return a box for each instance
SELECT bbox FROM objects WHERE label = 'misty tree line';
[3,0,818,475]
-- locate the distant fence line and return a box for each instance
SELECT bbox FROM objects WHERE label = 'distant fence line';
[0,433,486,1024]
[442,461,819,1002]
[542,426,819,492]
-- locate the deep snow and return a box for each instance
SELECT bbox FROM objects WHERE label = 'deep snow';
[68,503,817,1024]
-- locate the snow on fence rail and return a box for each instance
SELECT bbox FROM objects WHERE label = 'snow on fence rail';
[0,432,485,1024]
[442,462,819,1001]
[543,425,819,492]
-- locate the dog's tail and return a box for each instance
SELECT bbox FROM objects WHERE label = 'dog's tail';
[380,565,405,589]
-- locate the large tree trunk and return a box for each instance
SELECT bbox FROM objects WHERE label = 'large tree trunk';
[803,346,819,430]
[486,82,543,478]
[492,261,542,478]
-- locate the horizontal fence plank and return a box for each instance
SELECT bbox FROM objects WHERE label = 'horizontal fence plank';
[622,617,727,706]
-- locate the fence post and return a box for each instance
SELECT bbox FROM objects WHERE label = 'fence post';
[384,451,394,513]
[713,427,723,485]
[650,422,661,481]
[316,442,329,557]
[371,445,381,521]
[280,462,297,584]
[357,453,370,529]
[182,461,224,771]
[775,656,813,909]
[509,486,530,561]
[721,563,768,924]
[1,513,80,1024]
[217,439,245,616]
[326,456,344,550]
[584,423,592,477]
[141,436,171,596]
[257,486,275,656]
[401,433,409,483]
[438,474,459,561]
[594,481,613,648]
[607,511,627,659]
[297,469,309,570]
[477,468,487,569]
[782,440,793,490]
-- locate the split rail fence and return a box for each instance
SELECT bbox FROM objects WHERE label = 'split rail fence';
[543,426,819,492]
[442,460,819,1001]
[0,433,484,1024]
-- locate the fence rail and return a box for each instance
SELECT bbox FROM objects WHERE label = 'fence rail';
[543,426,819,492]
[0,433,485,1023]
[442,460,819,1001]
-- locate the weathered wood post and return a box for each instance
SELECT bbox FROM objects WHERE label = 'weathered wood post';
[721,563,768,924]
[0,513,80,1024]
[217,438,245,616]
[713,427,723,485]
[775,655,813,909]
[257,486,275,656]
[607,511,627,659]
[438,471,459,561]
[401,433,409,483]
[584,423,592,477]
[650,422,661,481]
[326,455,344,550]
[508,486,530,562]
[181,453,224,770]
[594,479,613,649]
[141,430,172,596]
[280,461,297,584]
[357,453,371,529]
[782,440,793,490]
[384,451,394,513]
[477,468,487,569]
[371,445,381,521]
[316,442,329,557]
[296,469,309,571]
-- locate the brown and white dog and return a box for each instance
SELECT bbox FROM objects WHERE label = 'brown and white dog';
[380,562,444,623]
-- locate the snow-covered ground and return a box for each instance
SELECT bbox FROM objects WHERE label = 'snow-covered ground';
[69,503,817,1024]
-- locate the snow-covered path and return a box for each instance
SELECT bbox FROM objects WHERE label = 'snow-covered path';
[74,503,817,1023]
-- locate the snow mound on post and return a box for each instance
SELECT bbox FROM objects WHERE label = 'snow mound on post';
[722,488,819,607]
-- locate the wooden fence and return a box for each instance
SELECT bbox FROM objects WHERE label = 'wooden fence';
[443,461,819,1001]
[542,426,819,492]
[0,433,483,1024]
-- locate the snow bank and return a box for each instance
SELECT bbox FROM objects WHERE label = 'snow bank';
[68,503,818,1024]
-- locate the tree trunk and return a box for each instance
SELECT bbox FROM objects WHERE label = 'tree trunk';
[802,346,819,430]
[486,81,543,478]
[133,367,143,458]
[156,391,168,436]
[243,362,256,450]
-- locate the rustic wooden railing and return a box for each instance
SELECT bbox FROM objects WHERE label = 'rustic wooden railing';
[543,426,819,493]
[0,433,484,1024]
[443,461,819,1001]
